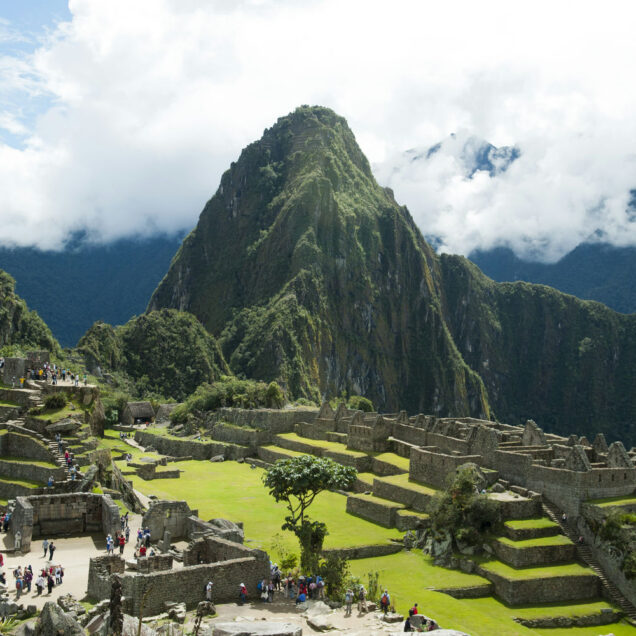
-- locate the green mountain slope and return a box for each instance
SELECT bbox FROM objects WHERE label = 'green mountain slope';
[147,105,636,443]
[149,106,489,417]
[0,270,59,354]
[440,255,636,443]
[78,309,229,401]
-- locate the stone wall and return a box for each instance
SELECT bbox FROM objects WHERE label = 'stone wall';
[12,493,119,553]
[121,555,269,616]
[110,463,145,513]
[409,448,482,488]
[134,431,252,461]
[0,431,54,463]
[137,555,174,573]
[481,567,599,605]
[345,494,402,528]
[392,423,428,447]
[372,478,433,512]
[87,556,126,601]
[1,359,26,383]
[0,459,64,484]
[183,535,255,567]
[208,408,318,434]
[211,423,270,447]
[321,543,403,560]
[493,539,576,568]
[142,501,198,541]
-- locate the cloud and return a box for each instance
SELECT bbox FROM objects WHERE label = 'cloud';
[0,0,635,259]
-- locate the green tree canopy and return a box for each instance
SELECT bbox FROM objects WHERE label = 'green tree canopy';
[263,455,357,528]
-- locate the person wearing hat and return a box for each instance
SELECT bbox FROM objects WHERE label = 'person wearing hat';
[238,582,247,605]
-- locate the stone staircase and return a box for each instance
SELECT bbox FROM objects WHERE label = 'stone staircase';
[542,499,636,623]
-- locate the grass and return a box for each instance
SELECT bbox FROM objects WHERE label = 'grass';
[125,461,402,556]
[0,475,43,488]
[0,400,20,408]
[478,558,594,580]
[372,452,410,472]
[588,495,636,508]
[497,535,573,548]
[348,552,630,636]
[348,493,405,508]
[276,432,367,457]
[32,403,82,422]
[504,518,559,531]
[0,456,57,468]
[356,472,375,488]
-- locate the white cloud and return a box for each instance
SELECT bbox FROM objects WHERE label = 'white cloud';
[0,0,635,259]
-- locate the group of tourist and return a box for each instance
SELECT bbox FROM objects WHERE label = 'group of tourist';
[13,565,64,598]
[10,364,87,388]
[0,511,11,532]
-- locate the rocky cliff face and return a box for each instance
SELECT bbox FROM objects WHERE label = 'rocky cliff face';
[148,106,636,443]
[149,106,489,417]
[439,255,636,443]
[0,270,59,353]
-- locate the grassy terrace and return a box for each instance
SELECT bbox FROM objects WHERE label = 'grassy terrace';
[505,518,560,531]
[497,535,574,548]
[0,400,20,408]
[478,559,593,580]
[275,432,368,456]
[0,455,58,468]
[122,461,402,555]
[32,404,82,422]
[142,425,205,440]
[348,552,630,635]
[588,494,636,508]
[373,452,410,472]
[0,475,43,488]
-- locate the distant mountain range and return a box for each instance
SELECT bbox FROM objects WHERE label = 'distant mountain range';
[469,243,636,315]
[0,235,182,347]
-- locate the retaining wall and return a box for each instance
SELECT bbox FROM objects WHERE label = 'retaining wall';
[493,540,576,567]
[134,430,252,461]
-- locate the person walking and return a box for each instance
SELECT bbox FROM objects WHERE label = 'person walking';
[48,541,55,561]
[380,589,390,614]
[42,538,49,558]
[357,585,367,613]
[205,580,214,602]
[238,583,247,605]
[46,573,54,595]
[344,589,353,616]
[119,534,125,555]
[35,574,45,596]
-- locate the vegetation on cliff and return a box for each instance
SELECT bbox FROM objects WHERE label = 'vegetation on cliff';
[78,309,229,401]
[149,106,489,418]
[0,270,60,355]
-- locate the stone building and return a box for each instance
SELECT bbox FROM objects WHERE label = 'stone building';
[121,401,155,427]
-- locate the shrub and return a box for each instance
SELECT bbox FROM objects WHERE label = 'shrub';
[265,381,285,408]
[318,554,350,600]
[347,395,373,412]
[44,393,67,410]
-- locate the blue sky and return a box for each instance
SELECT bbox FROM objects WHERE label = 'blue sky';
[0,0,635,261]
[0,0,70,147]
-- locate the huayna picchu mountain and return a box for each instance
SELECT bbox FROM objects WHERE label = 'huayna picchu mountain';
[147,106,636,443]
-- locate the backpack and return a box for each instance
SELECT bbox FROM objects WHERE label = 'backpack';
[257,580,262,591]
[358,588,365,600]
[381,593,389,606]
[409,608,415,617]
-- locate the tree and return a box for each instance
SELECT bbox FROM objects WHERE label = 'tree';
[263,455,357,571]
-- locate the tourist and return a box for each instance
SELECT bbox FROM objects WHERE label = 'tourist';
[48,475,54,488]
[46,572,54,595]
[119,535,125,555]
[70,465,76,480]
[139,545,147,558]
[404,616,412,632]
[2,512,10,532]
[42,538,49,558]
[35,574,44,595]
[258,578,267,602]
[48,541,56,561]
[344,589,353,616]
[267,580,274,603]
[357,585,367,613]
[238,582,247,605]
[15,574,22,599]
[286,576,295,600]
[205,579,214,601]
[409,603,418,616]
[55,565,63,584]
[125,526,130,543]
[295,590,306,605]
[24,567,32,592]
[380,589,391,614]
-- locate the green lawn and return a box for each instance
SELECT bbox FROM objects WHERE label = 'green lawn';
[478,558,594,581]
[504,518,559,531]
[348,553,630,636]
[0,400,20,408]
[0,455,57,468]
[276,432,367,457]
[0,475,43,488]
[33,404,83,422]
[125,461,402,556]
[372,452,410,472]
[588,495,636,508]
[497,535,573,548]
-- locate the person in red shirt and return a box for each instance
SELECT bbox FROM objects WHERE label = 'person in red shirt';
[409,603,418,615]
[139,545,147,557]
[119,535,125,554]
